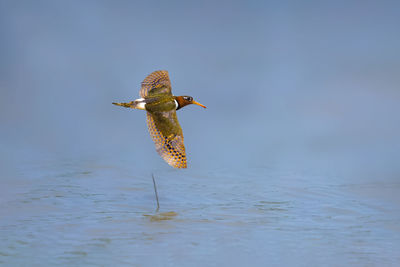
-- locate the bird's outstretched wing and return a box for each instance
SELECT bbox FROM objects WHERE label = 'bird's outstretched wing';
[146,111,187,168]
[140,70,172,98]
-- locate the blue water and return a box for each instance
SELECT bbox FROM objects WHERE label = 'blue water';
[1,153,399,266]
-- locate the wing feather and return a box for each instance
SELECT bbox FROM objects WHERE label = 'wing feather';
[146,112,187,168]
[140,70,172,98]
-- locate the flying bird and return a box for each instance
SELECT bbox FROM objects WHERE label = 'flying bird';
[113,70,206,168]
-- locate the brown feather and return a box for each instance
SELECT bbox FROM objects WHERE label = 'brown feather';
[146,112,187,168]
[140,70,172,98]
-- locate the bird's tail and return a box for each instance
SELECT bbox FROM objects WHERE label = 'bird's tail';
[112,99,146,110]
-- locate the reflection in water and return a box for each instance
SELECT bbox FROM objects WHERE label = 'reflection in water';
[144,211,179,222]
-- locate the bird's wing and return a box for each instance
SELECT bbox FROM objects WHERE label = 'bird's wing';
[146,111,187,168]
[140,70,172,98]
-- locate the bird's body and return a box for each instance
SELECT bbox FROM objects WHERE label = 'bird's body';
[113,70,206,168]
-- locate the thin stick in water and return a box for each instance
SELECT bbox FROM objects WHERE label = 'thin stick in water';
[152,173,160,212]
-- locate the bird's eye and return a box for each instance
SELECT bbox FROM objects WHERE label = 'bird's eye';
[184,96,192,102]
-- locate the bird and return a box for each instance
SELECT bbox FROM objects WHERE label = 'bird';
[112,70,206,168]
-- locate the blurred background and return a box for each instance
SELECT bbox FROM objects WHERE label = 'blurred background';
[0,1,399,266]
[1,0,399,174]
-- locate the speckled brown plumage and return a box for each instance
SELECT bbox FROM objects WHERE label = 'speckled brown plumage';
[140,70,172,98]
[146,112,187,168]
[113,70,205,169]
[141,70,187,168]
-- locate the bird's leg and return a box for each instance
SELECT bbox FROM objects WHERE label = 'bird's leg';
[112,99,146,110]
[112,101,134,108]
[152,173,160,212]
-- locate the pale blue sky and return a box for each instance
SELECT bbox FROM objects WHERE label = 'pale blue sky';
[1,0,399,173]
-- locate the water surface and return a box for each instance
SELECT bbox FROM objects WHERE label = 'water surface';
[1,155,399,266]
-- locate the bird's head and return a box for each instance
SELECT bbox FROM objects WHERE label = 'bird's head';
[175,96,206,110]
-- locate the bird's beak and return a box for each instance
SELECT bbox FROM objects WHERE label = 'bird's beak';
[192,101,207,109]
